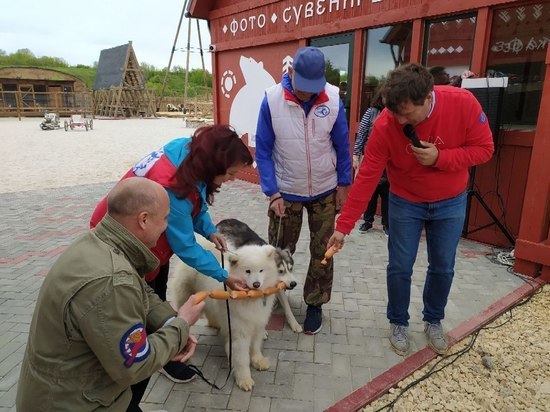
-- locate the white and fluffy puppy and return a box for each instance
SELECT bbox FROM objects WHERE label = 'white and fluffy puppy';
[169,236,281,391]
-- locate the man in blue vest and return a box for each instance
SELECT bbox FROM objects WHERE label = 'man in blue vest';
[255,46,352,334]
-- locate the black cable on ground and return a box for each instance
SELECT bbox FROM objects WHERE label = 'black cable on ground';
[373,257,544,411]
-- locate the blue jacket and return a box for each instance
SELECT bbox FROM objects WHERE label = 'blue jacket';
[162,138,227,282]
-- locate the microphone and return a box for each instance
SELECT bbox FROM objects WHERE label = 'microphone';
[403,124,426,148]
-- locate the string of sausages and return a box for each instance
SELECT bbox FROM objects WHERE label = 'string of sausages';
[195,246,340,303]
[194,281,287,303]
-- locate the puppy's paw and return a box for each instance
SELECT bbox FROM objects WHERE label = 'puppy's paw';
[263,330,269,340]
[288,320,303,333]
[251,355,270,371]
[235,375,255,391]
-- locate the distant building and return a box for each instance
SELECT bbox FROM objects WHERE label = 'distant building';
[93,41,156,118]
[0,67,88,116]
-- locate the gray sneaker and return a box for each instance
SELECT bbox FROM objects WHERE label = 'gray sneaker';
[424,322,448,354]
[389,324,409,356]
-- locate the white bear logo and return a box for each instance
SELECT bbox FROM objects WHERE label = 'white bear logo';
[229,56,276,147]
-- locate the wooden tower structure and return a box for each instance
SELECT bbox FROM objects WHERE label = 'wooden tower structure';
[93,41,156,117]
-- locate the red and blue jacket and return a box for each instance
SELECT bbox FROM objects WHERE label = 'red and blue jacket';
[91,137,227,282]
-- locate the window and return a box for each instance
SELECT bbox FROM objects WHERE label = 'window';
[34,84,48,107]
[423,14,477,83]
[486,2,550,127]
[311,33,354,123]
[1,83,17,107]
[361,23,412,116]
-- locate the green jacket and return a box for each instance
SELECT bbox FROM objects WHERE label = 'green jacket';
[16,215,190,411]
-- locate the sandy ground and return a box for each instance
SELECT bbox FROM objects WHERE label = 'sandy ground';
[362,283,549,412]
[1,117,197,193]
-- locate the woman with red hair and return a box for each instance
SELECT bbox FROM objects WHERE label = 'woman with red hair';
[90,125,252,401]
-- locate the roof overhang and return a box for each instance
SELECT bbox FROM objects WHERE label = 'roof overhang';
[0,67,82,83]
[187,0,215,19]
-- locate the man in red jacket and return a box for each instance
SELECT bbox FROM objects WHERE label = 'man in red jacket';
[328,63,494,356]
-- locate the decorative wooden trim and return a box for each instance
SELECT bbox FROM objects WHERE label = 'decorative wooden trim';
[410,18,423,63]
[470,7,491,75]
[515,45,550,277]
[348,29,365,136]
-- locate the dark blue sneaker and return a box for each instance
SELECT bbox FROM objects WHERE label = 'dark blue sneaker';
[159,361,197,383]
[304,305,323,335]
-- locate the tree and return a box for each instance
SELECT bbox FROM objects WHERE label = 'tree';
[325,59,341,88]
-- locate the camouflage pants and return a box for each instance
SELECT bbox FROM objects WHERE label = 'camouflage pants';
[268,192,336,306]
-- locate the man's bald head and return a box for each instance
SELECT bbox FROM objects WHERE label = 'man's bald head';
[108,177,166,218]
[107,178,170,248]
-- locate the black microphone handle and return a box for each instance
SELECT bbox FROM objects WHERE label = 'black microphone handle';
[403,124,426,148]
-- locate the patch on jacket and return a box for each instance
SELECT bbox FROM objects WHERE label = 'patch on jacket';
[479,112,487,124]
[132,148,164,176]
[113,273,134,286]
[120,323,150,367]
[314,105,330,118]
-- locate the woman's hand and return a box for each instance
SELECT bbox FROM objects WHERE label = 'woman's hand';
[224,275,248,291]
[209,232,227,252]
[352,155,361,170]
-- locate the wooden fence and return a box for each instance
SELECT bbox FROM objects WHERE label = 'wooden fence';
[0,89,213,119]
[0,90,94,118]
[157,95,213,118]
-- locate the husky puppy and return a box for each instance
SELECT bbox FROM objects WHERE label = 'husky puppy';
[170,235,286,391]
[216,218,302,333]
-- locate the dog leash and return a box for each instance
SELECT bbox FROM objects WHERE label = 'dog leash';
[275,215,283,249]
[188,251,233,391]
[271,197,339,264]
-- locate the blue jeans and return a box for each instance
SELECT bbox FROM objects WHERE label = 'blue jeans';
[386,191,467,326]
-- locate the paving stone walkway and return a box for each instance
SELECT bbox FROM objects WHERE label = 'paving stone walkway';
[0,180,524,411]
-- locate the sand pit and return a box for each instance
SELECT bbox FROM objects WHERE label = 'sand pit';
[1,117,198,193]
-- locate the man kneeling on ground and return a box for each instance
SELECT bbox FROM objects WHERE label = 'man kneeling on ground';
[16,177,205,411]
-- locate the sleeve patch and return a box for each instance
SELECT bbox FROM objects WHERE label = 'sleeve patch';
[132,148,164,176]
[120,323,150,367]
[113,273,134,287]
[479,112,487,124]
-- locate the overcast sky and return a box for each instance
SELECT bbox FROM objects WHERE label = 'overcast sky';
[0,0,212,71]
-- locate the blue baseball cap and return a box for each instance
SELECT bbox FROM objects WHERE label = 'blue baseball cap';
[292,47,326,93]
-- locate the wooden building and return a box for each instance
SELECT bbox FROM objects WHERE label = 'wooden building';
[0,67,92,117]
[93,42,156,118]
[188,0,549,278]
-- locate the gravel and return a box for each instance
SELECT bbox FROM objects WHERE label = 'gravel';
[362,283,549,412]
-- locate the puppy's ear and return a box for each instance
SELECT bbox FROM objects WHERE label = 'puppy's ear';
[282,249,292,260]
[264,245,276,257]
[228,253,239,264]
